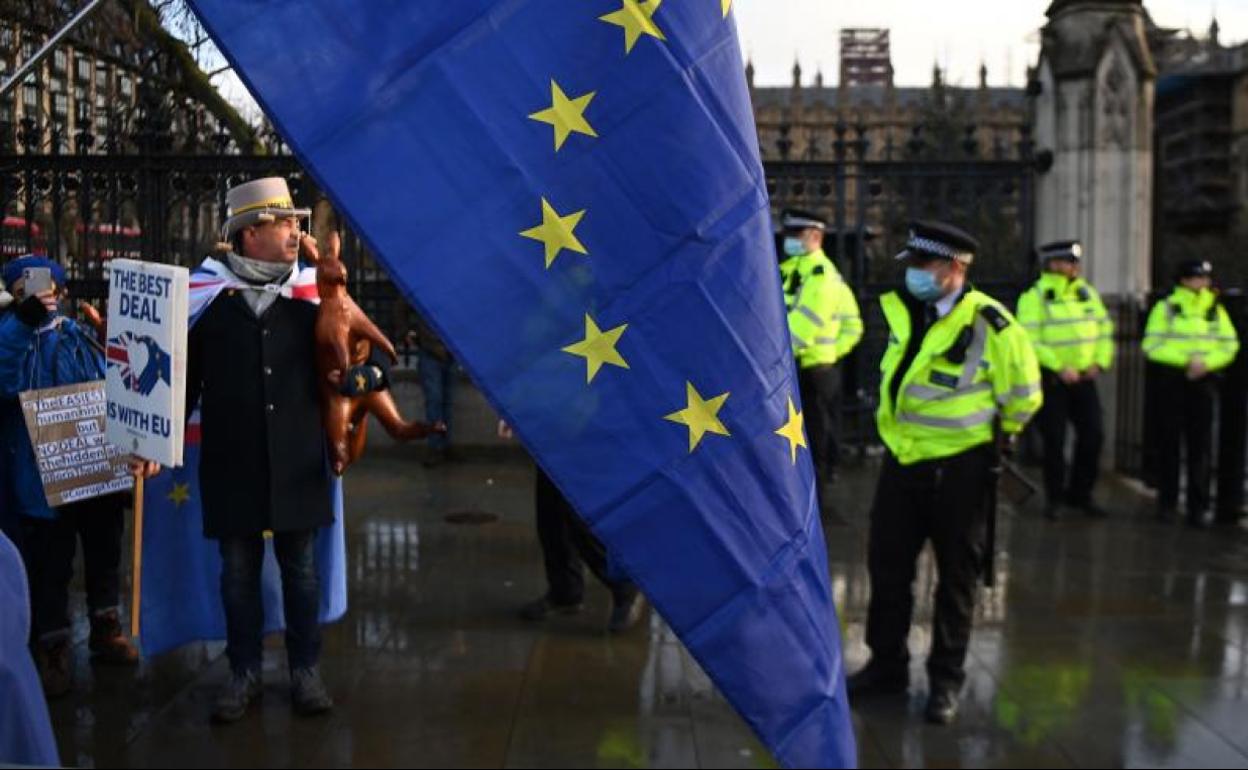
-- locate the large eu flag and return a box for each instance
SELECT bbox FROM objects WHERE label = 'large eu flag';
[190,1,855,765]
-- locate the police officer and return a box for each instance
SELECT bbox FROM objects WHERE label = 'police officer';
[1143,260,1241,528]
[778,209,863,493]
[847,222,1042,725]
[1016,241,1113,520]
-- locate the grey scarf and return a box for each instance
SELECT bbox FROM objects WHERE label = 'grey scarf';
[226,252,295,317]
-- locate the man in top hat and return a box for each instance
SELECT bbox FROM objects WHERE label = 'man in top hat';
[847,221,1042,725]
[1016,241,1114,520]
[777,209,863,497]
[1143,260,1241,528]
[184,177,400,722]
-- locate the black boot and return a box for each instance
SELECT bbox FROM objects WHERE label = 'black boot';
[925,687,961,725]
[291,667,333,716]
[518,595,583,622]
[607,593,645,634]
[212,669,261,724]
[1079,501,1109,519]
[846,663,908,698]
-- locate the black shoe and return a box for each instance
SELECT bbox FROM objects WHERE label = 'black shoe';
[1079,501,1108,519]
[290,667,333,716]
[608,593,645,634]
[846,664,908,698]
[1043,502,1062,521]
[1187,510,1213,530]
[212,670,261,724]
[519,595,583,622]
[925,688,960,725]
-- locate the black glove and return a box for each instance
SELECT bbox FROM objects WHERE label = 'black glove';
[997,432,1017,459]
[15,295,50,328]
[339,364,387,397]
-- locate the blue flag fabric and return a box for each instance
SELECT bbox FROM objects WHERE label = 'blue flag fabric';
[0,530,59,767]
[139,422,347,657]
[190,1,855,765]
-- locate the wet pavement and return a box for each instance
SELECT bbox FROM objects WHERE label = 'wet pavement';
[36,441,1248,768]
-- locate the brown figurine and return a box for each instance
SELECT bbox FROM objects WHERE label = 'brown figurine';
[304,231,437,475]
[78,300,107,344]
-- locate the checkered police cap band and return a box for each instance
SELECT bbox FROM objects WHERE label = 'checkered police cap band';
[782,214,826,231]
[904,234,974,264]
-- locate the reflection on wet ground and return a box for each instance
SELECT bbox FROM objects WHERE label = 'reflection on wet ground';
[39,449,1248,768]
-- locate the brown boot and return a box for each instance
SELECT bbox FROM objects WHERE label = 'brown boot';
[34,636,72,698]
[89,609,139,666]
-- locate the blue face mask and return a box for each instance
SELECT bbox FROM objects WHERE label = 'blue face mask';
[905,267,945,303]
[783,237,807,257]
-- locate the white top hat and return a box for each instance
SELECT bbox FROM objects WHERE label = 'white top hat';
[221,177,312,240]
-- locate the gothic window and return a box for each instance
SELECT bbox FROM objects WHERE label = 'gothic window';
[95,62,108,90]
[52,49,66,73]
[1100,56,1132,150]
[76,55,90,82]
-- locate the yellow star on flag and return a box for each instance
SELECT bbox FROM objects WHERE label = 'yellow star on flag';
[665,382,731,452]
[168,482,191,508]
[774,397,808,465]
[529,80,598,151]
[563,315,629,383]
[721,0,732,17]
[600,0,666,54]
[520,197,588,268]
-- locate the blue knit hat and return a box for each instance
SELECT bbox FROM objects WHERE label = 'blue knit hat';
[2,255,67,289]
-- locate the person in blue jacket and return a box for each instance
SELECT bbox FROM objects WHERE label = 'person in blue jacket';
[0,255,153,698]
[0,527,59,766]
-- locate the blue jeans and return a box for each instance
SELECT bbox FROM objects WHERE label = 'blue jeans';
[219,530,321,675]
[418,350,455,451]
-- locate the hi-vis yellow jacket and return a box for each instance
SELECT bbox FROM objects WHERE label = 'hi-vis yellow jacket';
[1142,286,1240,372]
[779,249,863,369]
[877,289,1043,466]
[1016,273,1114,373]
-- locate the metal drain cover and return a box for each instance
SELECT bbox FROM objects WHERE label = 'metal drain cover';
[444,510,500,526]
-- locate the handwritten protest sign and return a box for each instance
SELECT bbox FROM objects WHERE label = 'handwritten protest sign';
[20,381,134,507]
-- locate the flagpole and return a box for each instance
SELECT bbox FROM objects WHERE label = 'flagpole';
[130,473,144,640]
[0,0,107,101]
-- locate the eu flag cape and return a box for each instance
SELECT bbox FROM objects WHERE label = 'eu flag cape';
[190,1,856,765]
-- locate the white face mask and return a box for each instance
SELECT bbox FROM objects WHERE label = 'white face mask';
[783,237,807,257]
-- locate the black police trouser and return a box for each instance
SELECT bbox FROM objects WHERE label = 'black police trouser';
[798,364,842,480]
[535,469,636,607]
[1155,367,1217,516]
[865,445,993,691]
[21,493,126,641]
[1038,373,1104,506]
